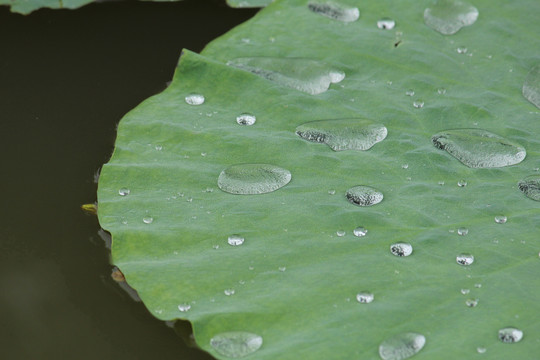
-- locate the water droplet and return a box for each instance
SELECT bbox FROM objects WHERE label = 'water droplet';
[437,88,447,95]
[143,215,154,224]
[438,180,445,186]
[390,243,413,257]
[413,100,424,108]
[457,179,467,187]
[401,164,409,169]
[494,215,507,224]
[224,288,236,296]
[466,299,478,307]
[522,64,540,109]
[228,235,245,246]
[185,93,205,105]
[210,331,263,358]
[377,18,396,30]
[278,266,286,272]
[518,175,540,201]
[431,129,526,168]
[477,347,487,354]
[178,303,191,312]
[118,188,130,196]
[218,163,292,195]
[227,57,344,95]
[346,185,384,206]
[353,227,368,237]
[328,189,336,195]
[457,227,468,236]
[456,253,474,265]
[236,113,256,126]
[474,283,482,288]
[405,89,415,96]
[356,292,374,303]
[295,119,387,151]
[155,145,163,151]
[461,288,470,295]
[456,46,468,54]
[498,327,523,343]
[307,1,359,22]
[379,332,426,360]
[336,230,346,237]
[424,0,479,35]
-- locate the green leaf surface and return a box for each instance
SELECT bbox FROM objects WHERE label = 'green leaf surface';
[97,0,540,358]
[0,0,182,14]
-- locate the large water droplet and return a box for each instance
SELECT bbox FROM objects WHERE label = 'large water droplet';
[218,164,292,195]
[522,64,540,109]
[295,119,387,151]
[494,215,507,224]
[498,327,523,343]
[456,253,474,265]
[379,332,426,360]
[118,188,130,196]
[228,235,245,246]
[210,331,263,358]
[431,129,526,168]
[185,93,205,105]
[424,0,479,35]
[236,113,256,126]
[227,57,344,95]
[307,1,359,22]
[353,226,368,237]
[390,243,413,257]
[346,185,384,206]
[377,18,396,30]
[356,292,374,303]
[518,175,540,201]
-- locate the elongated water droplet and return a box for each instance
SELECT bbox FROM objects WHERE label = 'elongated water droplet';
[523,64,540,109]
[518,175,540,201]
[307,1,359,22]
[295,119,387,151]
[390,243,413,257]
[118,188,130,196]
[456,253,474,265]
[236,113,256,126]
[498,327,523,343]
[356,292,374,303]
[432,129,526,168]
[353,226,368,237]
[413,100,424,108]
[227,57,344,95]
[210,331,263,358]
[143,215,154,224]
[377,18,396,29]
[457,227,468,235]
[424,0,479,35]
[218,164,292,195]
[379,332,426,360]
[185,93,205,105]
[228,235,245,246]
[346,185,384,206]
[494,215,507,224]
[178,303,191,312]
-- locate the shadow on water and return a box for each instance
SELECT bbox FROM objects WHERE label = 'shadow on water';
[0,1,257,359]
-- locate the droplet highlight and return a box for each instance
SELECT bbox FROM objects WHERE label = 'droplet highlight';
[456,253,474,266]
[522,64,540,109]
[424,0,479,35]
[353,226,368,237]
[377,18,396,30]
[210,331,263,358]
[498,327,523,343]
[307,1,360,22]
[236,113,256,126]
[228,235,245,246]
[518,175,540,201]
[356,292,374,303]
[295,119,387,151]
[431,129,526,168]
[346,185,384,206]
[379,332,426,360]
[218,163,292,195]
[185,93,205,105]
[390,243,413,257]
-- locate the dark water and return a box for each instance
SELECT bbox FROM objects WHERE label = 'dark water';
[0,2,257,359]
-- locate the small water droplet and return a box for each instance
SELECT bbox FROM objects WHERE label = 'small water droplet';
[457,179,468,187]
[236,113,256,126]
[456,46,468,54]
[210,331,263,358]
[456,253,474,266]
[379,332,426,360]
[185,93,205,105]
[494,215,507,224]
[328,189,336,195]
[405,89,415,96]
[155,145,163,151]
[457,227,468,236]
[438,180,445,186]
[518,175,540,201]
[523,64,540,109]
[437,88,447,95]
[143,215,154,224]
[424,0,479,35]
[390,243,413,257]
[356,292,374,303]
[413,100,424,108]
[498,327,523,343]
[432,129,526,168]
[218,164,292,195]
[346,185,384,206]
[336,230,346,237]
[296,119,387,151]
[224,288,236,296]
[278,266,286,272]
[401,164,409,169]
[353,227,368,237]
[228,235,245,246]
[466,299,478,307]
[118,188,130,196]
[461,288,470,295]
[213,244,220,250]
[178,303,191,312]
[307,1,359,22]
[377,18,396,30]
[477,347,487,354]
[474,283,482,288]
